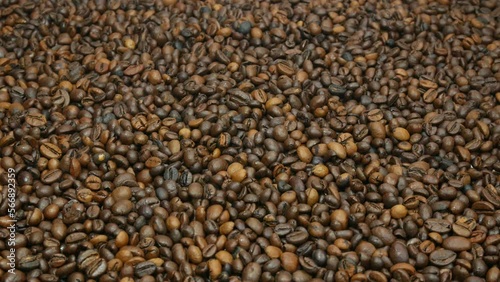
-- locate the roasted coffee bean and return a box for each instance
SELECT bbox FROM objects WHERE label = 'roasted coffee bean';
[443,236,472,251]
[77,250,98,267]
[134,261,156,277]
[18,254,41,270]
[40,169,62,184]
[453,216,476,237]
[286,230,309,245]
[275,224,293,236]
[429,249,457,266]
[49,254,67,268]
[85,258,107,278]
[40,143,62,159]
[390,241,409,263]
[65,232,87,245]
[25,112,47,127]
[328,83,347,95]
[242,262,262,282]
[276,62,295,76]
[425,219,452,233]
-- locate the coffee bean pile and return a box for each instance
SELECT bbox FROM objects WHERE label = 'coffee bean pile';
[0,0,499,281]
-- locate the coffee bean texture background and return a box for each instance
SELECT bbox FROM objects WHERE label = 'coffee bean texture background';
[0,0,499,281]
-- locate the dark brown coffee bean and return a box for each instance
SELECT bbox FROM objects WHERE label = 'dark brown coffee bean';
[453,216,476,237]
[86,258,107,278]
[481,184,500,208]
[367,109,384,122]
[275,224,293,236]
[425,218,452,233]
[286,230,309,245]
[124,64,144,76]
[26,208,43,226]
[390,241,409,263]
[65,232,87,245]
[85,175,102,190]
[25,112,47,126]
[242,262,262,282]
[77,250,99,269]
[276,62,295,76]
[40,142,62,159]
[328,83,347,95]
[49,254,67,268]
[135,261,156,277]
[41,169,62,184]
[111,200,133,215]
[443,236,472,251]
[423,89,438,103]
[372,226,396,246]
[471,201,495,213]
[18,254,41,270]
[429,249,457,266]
[419,240,436,254]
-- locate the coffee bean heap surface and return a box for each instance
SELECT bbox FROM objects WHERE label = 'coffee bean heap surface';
[0,0,499,281]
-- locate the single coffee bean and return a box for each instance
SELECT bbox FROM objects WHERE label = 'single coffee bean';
[443,236,472,251]
[429,249,457,266]
[453,216,476,237]
[25,112,47,126]
[40,169,62,184]
[276,62,295,76]
[281,252,299,272]
[134,261,156,277]
[86,258,107,278]
[77,249,99,269]
[390,241,409,263]
[425,219,452,233]
[328,83,347,95]
[18,254,41,270]
[242,262,262,282]
[286,230,309,245]
[372,226,396,246]
[40,143,62,159]
[203,244,217,258]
